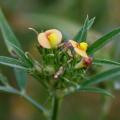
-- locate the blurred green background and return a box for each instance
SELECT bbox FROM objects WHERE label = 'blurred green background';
[0,0,120,120]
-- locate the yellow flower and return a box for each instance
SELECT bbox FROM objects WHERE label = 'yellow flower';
[38,29,62,49]
[69,40,89,58]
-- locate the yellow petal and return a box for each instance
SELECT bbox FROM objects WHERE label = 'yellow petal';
[79,42,88,51]
[48,33,57,41]
[74,47,88,58]
[69,40,89,57]
[48,33,58,48]
[46,29,62,45]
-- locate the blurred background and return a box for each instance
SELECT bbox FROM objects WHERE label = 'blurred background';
[0,0,120,120]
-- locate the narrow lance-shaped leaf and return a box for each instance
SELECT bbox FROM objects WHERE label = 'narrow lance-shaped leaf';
[0,9,31,66]
[74,16,89,42]
[87,17,95,30]
[14,68,28,91]
[0,8,21,53]
[81,67,120,87]
[0,73,9,86]
[64,86,113,97]
[8,42,32,67]
[14,69,27,91]
[79,87,113,97]
[0,86,18,94]
[74,16,95,42]
[0,56,28,70]
[93,58,120,66]
[0,9,28,91]
[87,27,120,54]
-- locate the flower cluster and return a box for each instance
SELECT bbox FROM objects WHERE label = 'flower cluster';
[37,29,92,69]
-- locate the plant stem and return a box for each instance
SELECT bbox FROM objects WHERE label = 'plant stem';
[51,97,61,120]
[100,95,112,120]
[22,93,48,115]
[99,83,113,120]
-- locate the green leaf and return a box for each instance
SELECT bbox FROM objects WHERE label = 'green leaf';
[64,85,113,97]
[87,17,95,30]
[74,16,89,42]
[0,86,18,94]
[81,67,120,87]
[74,16,95,42]
[79,87,113,97]
[9,42,31,91]
[0,56,28,70]
[0,9,28,91]
[14,69,27,91]
[0,9,29,65]
[0,73,9,86]
[93,58,120,66]
[88,27,120,54]
[8,42,32,67]
[0,8,21,53]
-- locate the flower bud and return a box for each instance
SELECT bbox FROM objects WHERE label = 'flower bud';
[75,57,93,69]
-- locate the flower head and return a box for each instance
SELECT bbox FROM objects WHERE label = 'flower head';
[38,29,62,49]
[69,40,89,58]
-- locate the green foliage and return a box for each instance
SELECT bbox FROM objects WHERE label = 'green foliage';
[9,42,33,67]
[0,73,9,86]
[87,17,96,30]
[0,9,29,91]
[14,69,27,91]
[0,86,18,94]
[74,16,95,42]
[0,9,48,115]
[88,27,120,54]
[0,56,28,70]
[93,58,120,66]
[0,8,21,53]
[79,87,113,97]
[1,8,120,120]
[81,67,120,87]
[64,86,113,97]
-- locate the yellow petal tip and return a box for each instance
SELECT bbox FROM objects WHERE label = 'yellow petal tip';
[79,42,88,51]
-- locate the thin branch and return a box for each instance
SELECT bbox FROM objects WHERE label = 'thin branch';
[22,93,49,115]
